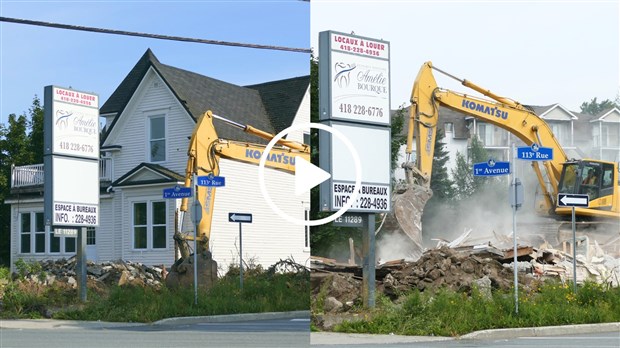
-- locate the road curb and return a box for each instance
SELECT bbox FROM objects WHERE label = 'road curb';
[152,310,310,326]
[459,322,620,340]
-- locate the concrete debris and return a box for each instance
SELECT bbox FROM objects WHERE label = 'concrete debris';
[312,230,620,316]
[14,257,165,288]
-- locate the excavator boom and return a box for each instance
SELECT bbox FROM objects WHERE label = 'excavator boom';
[166,110,309,288]
[391,61,620,258]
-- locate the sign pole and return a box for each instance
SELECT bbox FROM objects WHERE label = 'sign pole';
[362,213,376,308]
[77,227,87,302]
[193,173,198,305]
[239,222,243,289]
[572,206,577,293]
[511,143,518,315]
[227,213,252,289]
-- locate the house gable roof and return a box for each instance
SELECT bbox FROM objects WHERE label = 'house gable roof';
[592,107,620,122]
[246,76,310,134]
[101,49,309,145]
[112,163,184,188]
[529,104,577,120]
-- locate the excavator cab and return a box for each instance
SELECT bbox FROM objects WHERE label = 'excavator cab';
[558,160,615,203]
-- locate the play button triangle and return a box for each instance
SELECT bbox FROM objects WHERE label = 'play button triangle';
[295,156,331,195]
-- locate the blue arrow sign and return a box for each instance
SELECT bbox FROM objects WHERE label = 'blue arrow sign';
[163,186,192,199]
[517,144,553,161]
[473,160,510,176]
[197,175,226,187]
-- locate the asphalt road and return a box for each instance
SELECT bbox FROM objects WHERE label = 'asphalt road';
[311,331,620,348]
[0,318,310,348]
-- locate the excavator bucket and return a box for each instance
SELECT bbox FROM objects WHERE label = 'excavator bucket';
[380,167,432,260]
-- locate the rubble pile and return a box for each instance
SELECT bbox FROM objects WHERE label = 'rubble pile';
[16,257,165,288]
[381,247,519,297]
[311,232,620,315]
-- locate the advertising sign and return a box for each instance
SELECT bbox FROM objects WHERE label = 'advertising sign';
[318,31,391,213]
[320,31,390,127]
[44,85,99,228]
[50,87,100,160]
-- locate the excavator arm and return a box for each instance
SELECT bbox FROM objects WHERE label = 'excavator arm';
[391,62,619,257]
[409,62,568,206]
[166,110,309,288]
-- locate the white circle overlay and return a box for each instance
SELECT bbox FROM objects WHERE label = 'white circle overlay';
[258,122,362,226]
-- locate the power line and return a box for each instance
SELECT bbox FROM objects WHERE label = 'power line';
[0,16,311,54]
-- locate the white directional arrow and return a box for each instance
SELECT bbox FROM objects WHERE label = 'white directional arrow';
[558,193,589,207]
[560,196,587,206]
[229,213,252,223]
[231,214,251,222]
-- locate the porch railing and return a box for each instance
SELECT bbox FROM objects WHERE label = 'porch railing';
[11,158,112,188]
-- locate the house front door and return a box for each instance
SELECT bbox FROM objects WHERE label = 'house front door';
[86,227,97,262]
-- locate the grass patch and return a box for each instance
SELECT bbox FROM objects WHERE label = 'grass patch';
[334,281,620,337]
[1,272,309,322]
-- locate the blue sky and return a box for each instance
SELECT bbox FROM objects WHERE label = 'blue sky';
[312,1,619,112]
[0,0,310,125]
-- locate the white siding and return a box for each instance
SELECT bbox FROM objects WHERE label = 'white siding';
[95,196,115,262]
[104,68,195,183]
[178,158,310,275]
[542,107,573,121]
[117,186,176,267]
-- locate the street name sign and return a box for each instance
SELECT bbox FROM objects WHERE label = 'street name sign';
[473,160,510,176]
[228,213,252,223]
[517,144,553,161]
[197,175,226,187]
[163,186,192,199]
[557,193,589,207]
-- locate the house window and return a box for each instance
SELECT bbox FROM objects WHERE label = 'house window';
[50,228,61,253]
[550,121,570,146]
[34,213,45,253]
[21,211,76,254]
[87,227,96,245]
[133,200,167,250]
[602,123,620,148]
[149,115,166,162]
[65,237,76,253]
[20,213,31,253]
[304,209,310,249]
[444,122,454,134]
[134,202,148,249]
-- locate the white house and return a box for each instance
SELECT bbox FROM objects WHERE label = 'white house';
[8,49,311,274]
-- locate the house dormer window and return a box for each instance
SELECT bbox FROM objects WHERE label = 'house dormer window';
[149,115,166,162]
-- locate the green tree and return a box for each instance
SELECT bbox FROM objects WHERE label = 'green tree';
[451,151,473,201]
[428,128,453,199]
[28,96,45,163]
[390,105,407,171]
[0,96,43,266]
[580,97,618,116]
[421,127,455,242]
[469,136,489,193]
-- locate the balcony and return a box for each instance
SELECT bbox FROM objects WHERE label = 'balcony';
[11,158,112,188]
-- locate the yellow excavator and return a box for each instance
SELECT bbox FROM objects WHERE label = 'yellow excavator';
[165,110,309,288]
[391,62,619,257]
